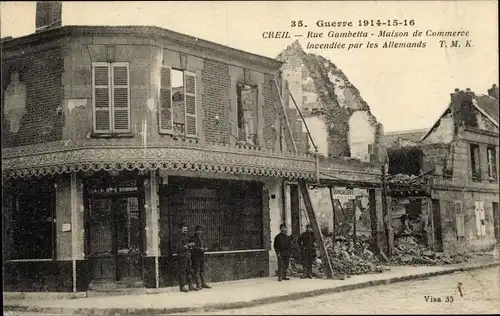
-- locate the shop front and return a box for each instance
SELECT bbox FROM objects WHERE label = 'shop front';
[157,176,269,286]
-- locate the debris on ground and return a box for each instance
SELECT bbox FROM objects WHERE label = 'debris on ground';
[288,235,390,279]
[389,236,471,265]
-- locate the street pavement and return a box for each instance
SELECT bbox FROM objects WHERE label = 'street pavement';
[186,266,500,315]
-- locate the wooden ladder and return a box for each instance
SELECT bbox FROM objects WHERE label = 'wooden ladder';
[271,78,334,279]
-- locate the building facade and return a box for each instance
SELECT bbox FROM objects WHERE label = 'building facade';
[2,4,385,294]
[385,86,499,255]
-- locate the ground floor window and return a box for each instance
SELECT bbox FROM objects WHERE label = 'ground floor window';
[3,178,55,260]
[166,177,264,252]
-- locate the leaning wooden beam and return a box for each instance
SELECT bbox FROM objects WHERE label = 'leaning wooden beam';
[298,179,334,279]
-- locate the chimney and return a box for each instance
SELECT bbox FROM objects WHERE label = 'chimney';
[487,84,499,99]
[36,1,62,32]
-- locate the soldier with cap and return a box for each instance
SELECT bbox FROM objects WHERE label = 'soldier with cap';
[173,223,198,292]
[190,225,211,289]
[298,223,316,279]
[273,223,291,281]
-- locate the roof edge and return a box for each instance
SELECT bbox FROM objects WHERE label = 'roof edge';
[1,25,283,70]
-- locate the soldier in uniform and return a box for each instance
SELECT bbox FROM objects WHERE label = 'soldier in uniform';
[298,223,316,279]
[190,225,212,289]
[273,223,291,281]
[173,223,198,292]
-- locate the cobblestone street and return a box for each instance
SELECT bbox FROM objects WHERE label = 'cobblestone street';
[190,267,500,315]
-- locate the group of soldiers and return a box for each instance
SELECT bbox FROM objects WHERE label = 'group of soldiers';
[173,222,317,291]
[173,224,212,292]
[273,223,317,281]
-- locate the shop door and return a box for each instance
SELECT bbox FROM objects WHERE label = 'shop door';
[88,194,143,283]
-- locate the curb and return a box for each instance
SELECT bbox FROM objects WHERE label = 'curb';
[4,262,499,315]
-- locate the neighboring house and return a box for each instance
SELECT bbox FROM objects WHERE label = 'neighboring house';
[1,2,385,294]
[385,85,499,255]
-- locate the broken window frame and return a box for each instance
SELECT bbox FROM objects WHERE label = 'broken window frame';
[92,62,131,134]
[236,82,259,145]
[470,143,482,181]
[158,66,198,138]
[487,146,497,181]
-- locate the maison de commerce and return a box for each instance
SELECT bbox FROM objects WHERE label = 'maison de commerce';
[1,3,385,294]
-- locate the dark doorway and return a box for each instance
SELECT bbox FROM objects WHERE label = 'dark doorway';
[87,193,144,286]
[493,202,499,242]
[432,199,443,252]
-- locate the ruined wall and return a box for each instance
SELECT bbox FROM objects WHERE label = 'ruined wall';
[422,111,455,144]
[277,41,382,160]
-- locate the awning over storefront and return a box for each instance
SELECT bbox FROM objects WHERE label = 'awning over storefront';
[2,140,382,186]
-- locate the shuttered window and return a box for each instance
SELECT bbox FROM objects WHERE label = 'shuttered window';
[159,66,173,133]
[475,201,486,236]
[158,67,198,137]
[184,71,197,137]
[92,62,130,133]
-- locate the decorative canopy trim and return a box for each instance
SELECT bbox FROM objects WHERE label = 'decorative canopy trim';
[2,140,382,184]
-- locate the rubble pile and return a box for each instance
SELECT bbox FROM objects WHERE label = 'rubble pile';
[288,236,390,279]
[387,174,428,190]
[390,236,470,265]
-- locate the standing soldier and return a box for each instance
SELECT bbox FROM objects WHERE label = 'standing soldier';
[273,223,291,281]
[298,223,316,279]
[190,225,212,289]
[173,223,197,292]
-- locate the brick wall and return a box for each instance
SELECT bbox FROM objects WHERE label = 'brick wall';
[202,59,231,144]
[1,48,64,148]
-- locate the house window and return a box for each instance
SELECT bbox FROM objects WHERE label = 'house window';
[454,201,465,238]
[92,62,130,134]
[470,144,481,181]
[487,147,497,181]
[4,179,55,260]
[158,67,197,137]
[474,201,486,236]
[236,83,258,145]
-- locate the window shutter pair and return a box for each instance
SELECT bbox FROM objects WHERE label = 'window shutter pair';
[92,63,130,133]
[475,201,486,236]
[158,66,197,137]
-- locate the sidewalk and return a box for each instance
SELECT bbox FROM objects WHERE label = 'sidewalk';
[4,258,499,316]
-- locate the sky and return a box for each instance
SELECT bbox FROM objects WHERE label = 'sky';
[1,1,498,132]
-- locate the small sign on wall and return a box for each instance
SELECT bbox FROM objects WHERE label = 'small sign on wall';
[61,223,71,232]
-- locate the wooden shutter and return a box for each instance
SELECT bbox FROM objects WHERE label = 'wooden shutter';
[92,63,111,133]
[112,63,130,132]
[454,201,465,237]
[184,71,197,137]
[475,201,486,236]
[479,202,486,236]
[159,66,173,133]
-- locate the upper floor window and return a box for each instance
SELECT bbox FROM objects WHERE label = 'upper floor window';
[92,62,130,134]
[236,83,258,145]
[470,143,481,181]
[487,146,497,181]
[159,67,197,137]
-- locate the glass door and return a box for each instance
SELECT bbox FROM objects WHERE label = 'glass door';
[88,194,143,282]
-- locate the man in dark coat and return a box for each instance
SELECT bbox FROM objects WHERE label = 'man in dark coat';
[190,225,211,289]
[273,223,291,281]
[298,223,316,279]
[173,223,197,292]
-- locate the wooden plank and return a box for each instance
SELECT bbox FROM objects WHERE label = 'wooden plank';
[298,179,334,279]
[271,79,297,153]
